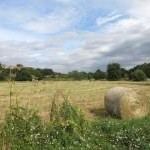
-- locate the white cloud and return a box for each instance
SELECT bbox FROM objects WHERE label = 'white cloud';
[0,1,79,34]
[128,0,150,18]
[97,12,123,26]
[0,27,38,41]
[23,9,77,33]
[0,0,150,72]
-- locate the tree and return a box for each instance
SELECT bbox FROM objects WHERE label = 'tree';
[40,69,54,76]
[0,63,3,70]
[15,69,32,81]
[87,72,94,80]
[137,63,150,78]
[68,71,87,80]
[130,69,147,81]
[107,63,121,81]
[16,64,24,70]
[94,69,106,80]
[120,68,129,80]
[0,63,5,80]
[129,63,150,79]
[0,71,5,80]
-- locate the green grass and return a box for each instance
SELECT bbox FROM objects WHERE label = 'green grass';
[1,101,150,150]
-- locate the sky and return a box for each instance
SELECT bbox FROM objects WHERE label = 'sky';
[0,0,150,72]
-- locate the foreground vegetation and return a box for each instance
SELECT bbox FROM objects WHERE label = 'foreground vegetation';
[0,100,150,150]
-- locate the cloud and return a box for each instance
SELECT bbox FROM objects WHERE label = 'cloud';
[96,12,123,26]
[0,0,150,72]
[23,9,77,34]
[0,27,40,41]
[0,0,80,34]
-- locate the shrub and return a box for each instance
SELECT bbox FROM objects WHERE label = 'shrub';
[49,100,88,145]
[1,100,150,149]
[131,69,147,81]
[2,106,44,149]
[15,69,32,81]
[93,69,106,80]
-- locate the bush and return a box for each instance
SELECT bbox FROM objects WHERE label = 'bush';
[130,69,147,81]
[1,102,150,149]
[15,69,32,81]
[1,101,88,149]
[93,69,106,80]
[0,72,5,81]
[3,106,44,149]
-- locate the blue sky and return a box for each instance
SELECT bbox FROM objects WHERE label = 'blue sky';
[0,0,150,72]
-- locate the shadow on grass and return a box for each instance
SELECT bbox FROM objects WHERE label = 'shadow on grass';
[89,108,109,119]
[116,81,150,86]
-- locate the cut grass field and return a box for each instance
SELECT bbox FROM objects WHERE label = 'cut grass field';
[1,80,150,149]
[0,80,150,122]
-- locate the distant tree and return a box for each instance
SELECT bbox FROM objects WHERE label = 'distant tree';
[16,64,24,70]
[40,69,54,76]
[94,69,106,80]
[87,72,94,80]
[107,63,121,81]
[80,71,88,80]
[24,68,43,80]
[130,69,147,81]
[0,63,2,70]
[0,71,5,80]
[137,63,150,78]
[129,63,150,79]
[0,63,5,80]
[120,68,129,79]
[68,71,87,80]
[15,69,32,81]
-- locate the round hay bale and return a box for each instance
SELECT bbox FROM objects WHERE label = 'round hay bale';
[104,87,149,119]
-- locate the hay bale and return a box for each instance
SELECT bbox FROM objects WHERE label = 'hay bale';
[104,87,149,119]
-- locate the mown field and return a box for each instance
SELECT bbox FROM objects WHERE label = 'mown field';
[0,80,150,122]
[0,80,150,149]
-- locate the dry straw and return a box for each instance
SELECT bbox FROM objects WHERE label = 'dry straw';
[104,87,149,119]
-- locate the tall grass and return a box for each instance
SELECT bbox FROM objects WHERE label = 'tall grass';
[0,98,150,149]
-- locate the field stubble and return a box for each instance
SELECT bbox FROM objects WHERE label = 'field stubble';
[0,81,150,122]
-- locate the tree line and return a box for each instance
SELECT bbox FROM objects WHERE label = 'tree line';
[0,62,150,81]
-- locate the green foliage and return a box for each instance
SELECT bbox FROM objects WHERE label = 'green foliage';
[68,71,88,80]
[40,68,54,76]
[93,69,106,80]
[2,106,44,149]
[0,71,5,81]
[130,69,147,81]
[50,100,87,131]
[93,117,150,149]
[15,69,32,81]
[1,103,150,149]
[1,101,88,149]
[87,72,94,80]
[120,68,129,79]
[129,63,150,78]
[24,67,43,80]
[139,63,150,78]
[48,100,88,148]
[0,63,5,81]
[0,62,150,81]
[107,63,121,81]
